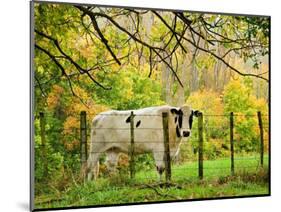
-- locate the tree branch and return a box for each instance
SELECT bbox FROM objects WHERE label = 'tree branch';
[75,5,184,87]
[35,30,112,90]
[88,15,121,65]
[174,12,215,46]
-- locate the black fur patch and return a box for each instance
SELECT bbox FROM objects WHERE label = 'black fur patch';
[125,116,130,123]
[171,108,183,136]
[178,109,183,128]
[176,126,181,137]
[193,110,200,117]
[136,120,141,128]
[170,108,180,115]
[178,114,183,128]
[189,110,194,129]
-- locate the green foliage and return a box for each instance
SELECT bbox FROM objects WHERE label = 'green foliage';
[33,3,269,202]
[223,79,268,152]
[186,90,229,159]
[34,118,64,183]
[182,80,268,160]
[92,65,164,110]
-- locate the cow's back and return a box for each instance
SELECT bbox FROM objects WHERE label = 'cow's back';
[90,106,173,153]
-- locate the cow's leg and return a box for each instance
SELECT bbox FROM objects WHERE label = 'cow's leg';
[152,151,165,180]
[87,152,102,181]
[105,150,119,175]
[93,161,99,180]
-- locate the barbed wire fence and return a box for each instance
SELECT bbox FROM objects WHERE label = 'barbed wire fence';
[36,110,269,185]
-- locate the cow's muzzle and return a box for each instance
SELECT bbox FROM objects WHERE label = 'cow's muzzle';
[183,131,190,137]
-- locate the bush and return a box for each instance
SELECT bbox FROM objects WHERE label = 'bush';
[186,90,228,160]
[183,80,269,159]
[223,79,268,152]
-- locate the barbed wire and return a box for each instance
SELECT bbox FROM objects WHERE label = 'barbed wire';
[35,137,269,144]
[78,159,263,163]
[36,161,265,172]
[34,110,269,183]
[35,112,269,118]
[36,157,265,169]
[38,125,269,134]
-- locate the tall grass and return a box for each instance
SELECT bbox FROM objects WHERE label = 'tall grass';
[35,154,269,209]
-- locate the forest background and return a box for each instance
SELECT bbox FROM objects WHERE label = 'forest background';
[33,2,269,198]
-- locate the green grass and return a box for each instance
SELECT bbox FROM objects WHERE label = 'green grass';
[34,155,269,209]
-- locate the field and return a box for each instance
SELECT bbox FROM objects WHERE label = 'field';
[34,154,269,210]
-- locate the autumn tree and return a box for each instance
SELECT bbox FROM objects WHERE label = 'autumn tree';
[34,3,269,104]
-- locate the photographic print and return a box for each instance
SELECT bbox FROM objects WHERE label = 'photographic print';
[31,1,270,210]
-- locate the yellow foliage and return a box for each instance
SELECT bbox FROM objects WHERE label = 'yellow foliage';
[70,34,94,58]
[63,116,79,132]
[47,85,65,110]
[122,77,133,101]
[186,90,223,115]
[63,139,79,151]
[45,84,110,152]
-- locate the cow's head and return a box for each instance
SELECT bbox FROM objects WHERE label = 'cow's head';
[170,106,199,138]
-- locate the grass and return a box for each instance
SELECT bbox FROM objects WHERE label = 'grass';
[34,155,269,209]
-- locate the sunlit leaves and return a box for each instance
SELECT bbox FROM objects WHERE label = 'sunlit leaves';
[223,79,268,151]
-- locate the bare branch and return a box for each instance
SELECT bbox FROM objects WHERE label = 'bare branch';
[174,12,215,46]
[152,11,187,53]
[148,47,153,77]
[35,44,89,106]
[35,76,47,98]
[88,15,121,65]
[75,6,184,87]
[35,30,112,90]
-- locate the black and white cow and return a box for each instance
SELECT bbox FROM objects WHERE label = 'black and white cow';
[86,105,199,180]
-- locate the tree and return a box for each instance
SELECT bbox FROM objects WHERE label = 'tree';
[34,3,269,102]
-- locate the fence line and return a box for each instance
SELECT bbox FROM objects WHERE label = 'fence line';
[76,157,260,162]
[80,111,87,165]
[37,110,269,182]
[34,158,265,168]
[37,112,269,117]
[44,157,265,162]
[258,111,264,167]
[39,127,270,132]
[162,112,172,182]
[129,111,135,179]
[39,112,48,179]
[44,150,267,156]
[34,141,268,144]
[230,112,234,175]
[197,112,204,179]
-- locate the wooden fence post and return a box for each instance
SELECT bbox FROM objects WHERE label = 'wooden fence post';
[257,111,264,167]
[80,111,87,166]
[198,112,204,180]
[129,111,135,179]
[230,112,234,176]
[162,112,171,182]
[39,112,48,178]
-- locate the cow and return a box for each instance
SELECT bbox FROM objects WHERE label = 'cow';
[86,105,199,181]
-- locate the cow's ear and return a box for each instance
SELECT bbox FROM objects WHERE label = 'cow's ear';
[170,108,179,115]
[193,110,200,117]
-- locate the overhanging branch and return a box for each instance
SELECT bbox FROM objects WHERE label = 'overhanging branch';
[35,30,112,90]
[75,5,184,87]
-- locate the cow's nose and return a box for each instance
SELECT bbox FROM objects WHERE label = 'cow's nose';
[183,131,190,137]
